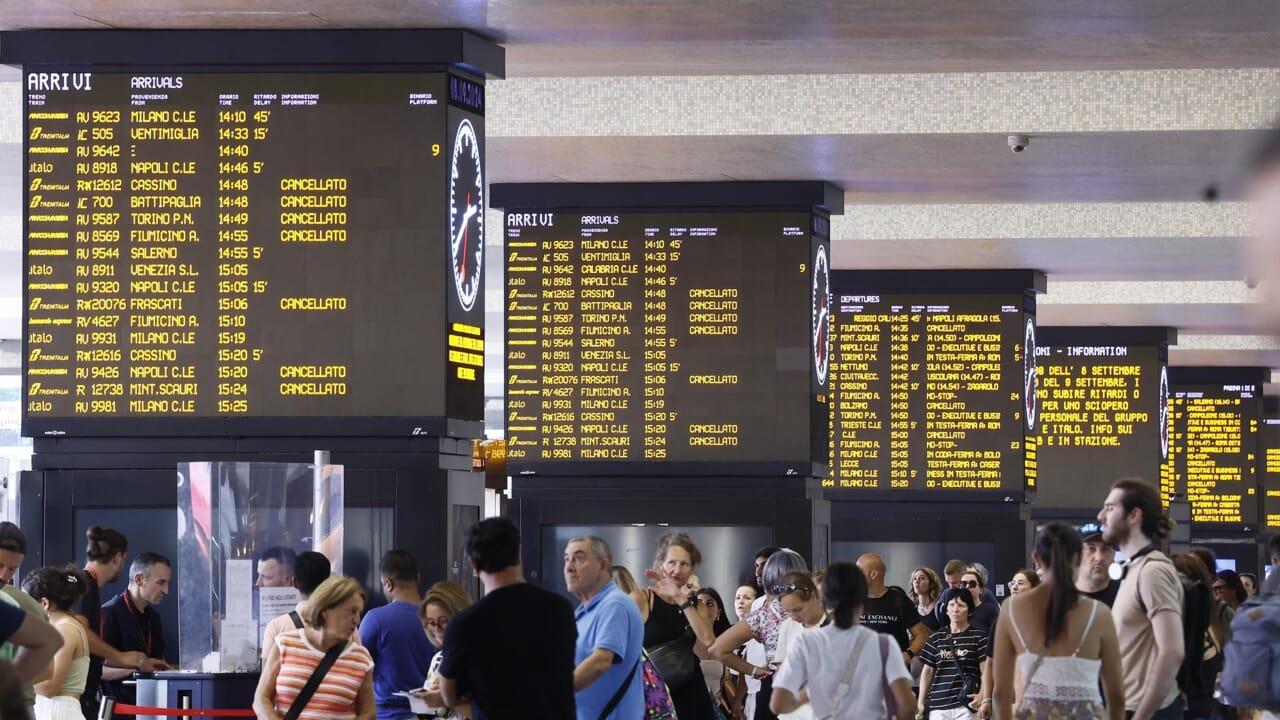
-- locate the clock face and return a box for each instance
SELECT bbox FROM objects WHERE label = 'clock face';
[812,244,830,386]
[449,118,483,312]
[1024,318,1037,431]
[1159,365,1170,459]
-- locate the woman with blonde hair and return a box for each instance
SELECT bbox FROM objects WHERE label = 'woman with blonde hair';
[254,576,374,720]
[417,582,473,718]
[630,532,718,720]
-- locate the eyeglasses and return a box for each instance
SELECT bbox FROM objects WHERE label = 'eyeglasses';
[1212,585,1225,594]
[424,617,450,630]
[959,580,980,589]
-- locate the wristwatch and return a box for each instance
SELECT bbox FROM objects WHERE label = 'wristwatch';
[678,598,696,611]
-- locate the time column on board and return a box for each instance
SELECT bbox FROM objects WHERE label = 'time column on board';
[72,107,127,414]
[641,227,673,460]
[214,105,269,414]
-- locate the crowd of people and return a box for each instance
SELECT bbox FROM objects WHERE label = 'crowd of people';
[2,477,1280,720]
[421,478,1280,720]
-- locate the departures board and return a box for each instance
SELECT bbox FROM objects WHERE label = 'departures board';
[1165,383,1261,527]
[21,70,487,435]
[826,293,1036,496]
[1032,345,1167,503]
[1261,418,1280,531]
[504,211,827,471]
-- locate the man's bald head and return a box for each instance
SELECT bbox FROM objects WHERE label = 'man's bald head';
[856,553,886,583]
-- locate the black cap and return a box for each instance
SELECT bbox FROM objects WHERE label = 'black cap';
[0,522,26,554]
[1078,522,1104,542]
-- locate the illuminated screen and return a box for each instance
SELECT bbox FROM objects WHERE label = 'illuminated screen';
[1166,383,1260,527]
[1260,419,1280,531]
[21,71,486,434]
[826,293,1035,495]
[503,211,827,469]
[1033,346,1167,503]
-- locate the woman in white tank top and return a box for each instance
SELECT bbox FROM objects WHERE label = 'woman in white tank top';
[24,566,92,720]
[991,523,1125,720]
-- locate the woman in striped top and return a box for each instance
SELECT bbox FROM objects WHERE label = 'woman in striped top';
[254,576,375,720]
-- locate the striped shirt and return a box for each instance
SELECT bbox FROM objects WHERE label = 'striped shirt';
[921,627,988,711]
[274,629,375,720]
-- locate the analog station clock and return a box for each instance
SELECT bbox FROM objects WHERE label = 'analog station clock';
[449,118,483,312]
[1024,318,1037,431]
[812,244,830,386]
[1159,365,1170,459]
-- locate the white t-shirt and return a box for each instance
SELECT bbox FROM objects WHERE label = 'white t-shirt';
[773,624,909,720]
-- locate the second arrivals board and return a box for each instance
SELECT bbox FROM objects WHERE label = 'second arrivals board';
[503,211,827,470]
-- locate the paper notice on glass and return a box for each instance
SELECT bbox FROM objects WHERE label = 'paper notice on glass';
[225,559,253,622]
[260,586,300,621]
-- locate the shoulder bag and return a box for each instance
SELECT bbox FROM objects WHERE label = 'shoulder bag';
[645,589,698,689]
[282,639,348,720]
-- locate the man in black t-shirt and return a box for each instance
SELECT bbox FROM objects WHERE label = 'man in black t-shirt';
[1075,522,1120,607]
[439,518,576,720]
[856,553,927,664]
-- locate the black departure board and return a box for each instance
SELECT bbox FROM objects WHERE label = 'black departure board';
[503,211,826,470]
[1166,383,1260,527]
[1033,345,1167,500]
[1261,419,1280,531]
[826,293,1036,495]
[21,70,487,435]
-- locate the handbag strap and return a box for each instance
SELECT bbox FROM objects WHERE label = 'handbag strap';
[824,627,873,719]
[878,634,897,719]
[283,639,348,720]
[597,655,641,720]
[288,611,304,629]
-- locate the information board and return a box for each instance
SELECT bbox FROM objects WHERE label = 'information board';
[1033,345,1167,499]
[1166,383,1260,527]
[1259,418,1280,531]
[21,71,486,435]
[504,211,826,470]
[825,293,1035,495]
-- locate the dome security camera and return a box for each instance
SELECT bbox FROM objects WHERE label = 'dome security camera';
[1008,135,1029,153]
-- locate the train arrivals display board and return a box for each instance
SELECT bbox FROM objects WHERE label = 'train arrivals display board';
[1166,380,1261,528]
[825,292,1036,497]
[20,69,487,435]
[1032,339,1168,506]
[503,210,829,472]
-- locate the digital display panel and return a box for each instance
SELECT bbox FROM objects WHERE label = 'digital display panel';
[1166,383,1260,527]
[1259,418,1280,531]
[503,211,826,469]
[825,293,1035,495]
[1032,345,1167,501]
[21,71,486,434]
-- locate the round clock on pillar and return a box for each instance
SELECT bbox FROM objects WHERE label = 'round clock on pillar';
[449,118,483,312]
[812,244,830,386]
[1024,318,1037,431]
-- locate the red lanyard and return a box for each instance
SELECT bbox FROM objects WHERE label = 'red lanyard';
[121,591,153,656]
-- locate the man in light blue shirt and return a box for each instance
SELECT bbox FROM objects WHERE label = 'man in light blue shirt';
[565,536,643,720]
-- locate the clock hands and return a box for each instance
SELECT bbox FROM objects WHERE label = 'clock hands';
[452,202,479,254]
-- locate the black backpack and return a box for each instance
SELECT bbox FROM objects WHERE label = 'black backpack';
[1137,554,1214,705]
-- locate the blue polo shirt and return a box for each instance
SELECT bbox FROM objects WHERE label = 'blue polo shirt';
[574,582,643,720]
[359,600,436,720]
[0,601,24,645]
